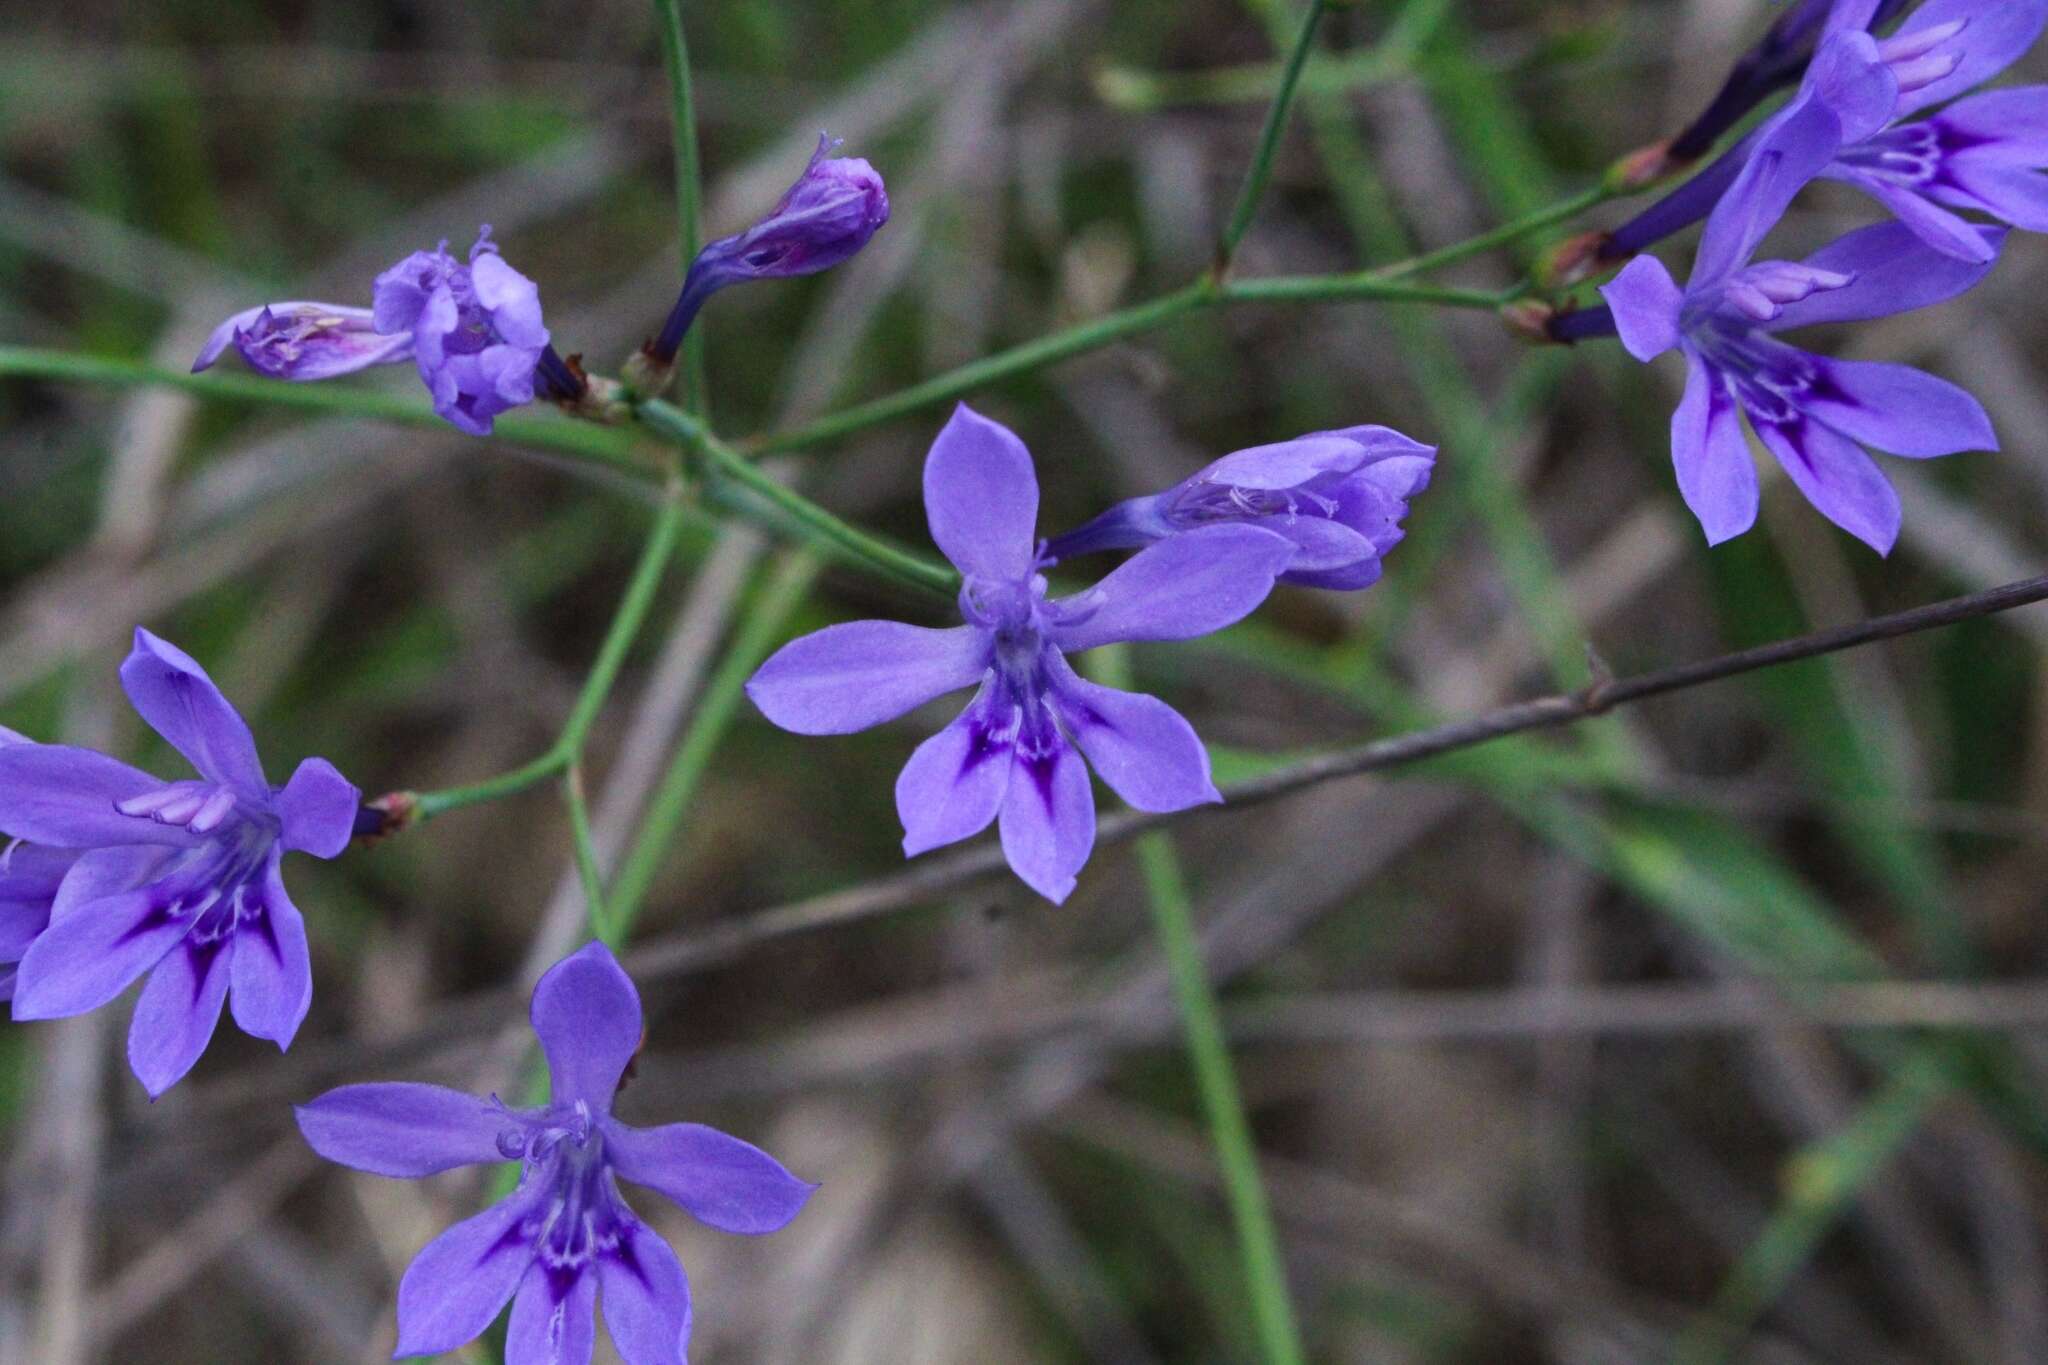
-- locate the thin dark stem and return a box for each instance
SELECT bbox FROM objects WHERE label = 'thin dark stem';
[620,572,2048,980]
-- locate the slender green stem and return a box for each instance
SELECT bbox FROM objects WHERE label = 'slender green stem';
[1135,833,1305,1365]
[1092,646,1304,1365]
[0,345,653,477]
[606,550,824,936]
[651,0,709,414]
[747,271,1509,456]
[636,399,959,598]
[1374,182,1613,281]
[1216,0,1329,270]
[413,497,686,822]
[564,765,613,943]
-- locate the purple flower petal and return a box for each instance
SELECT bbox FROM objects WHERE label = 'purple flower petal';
[1764,222,2002,329]
[126,936,232,1097]
[1829,170,1999,262]
[120,629,267,794]
[894,687,1013,857]
[596,1220,691,1365]
[1672,352,1760,546]
[1258,515,1378,575]
[997,738,1094,904]
[0,898,50,959]
[1804,31,1898,145]
[532,941,642,1111]
[192,305,269,373]
[604,1117,816,1235]
[227,852,312,1047]
[1756,419,1902,554]
[1804,355,1997,457]
[504,1263,596,1365]
[0,745,200,849]
[1935,88,2048,164]
[1047,525,1295,655]
[11,883,188,1020]
[922,406,1040,582]
[48,844,169,917]
[1196,434,1372,490]
[296,1082,511,1177]
[1694,93,1845,285]
[0,843,78,903]
[277,757,360,858]
[746,622,987,736]
[1599,257,1686,362]
[1044,656,1220,813]
[1942,161,2048,232]
[373,248,445,335]
[1889,0,2048,119]
[469,253,550,350]
[395,1188,541,1357]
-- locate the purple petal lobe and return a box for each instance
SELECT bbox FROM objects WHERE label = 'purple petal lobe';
[923,405,1040,581]
[277,757,360,858]
[395,1189,541,1357]
[228,853,312,1046]
[1805,31,1899,145]
[997,737,1094,904]
[1934,88,2048,163]
[596,1220,691,1365]
[1890,0,2048,118]
[1837,171,1998,262]
[504,1263,596,1365]
[1672,353,1760,546]
[0,745,200,848]
[1943,162,2048,232]
[11,885,187,1019]
[604,1117,816,1235]
[1767,223,2001,330]
[1804,356,1996,457]
[126,936,232,1097]
[192,305,268,372]
[1048,525,1295,655]
[0,899,50,959]
[296,1082,510,1177]
[1756,420,1902,554]
[1695,93,1844,284]
[532,941,642,1111]
[746,622,987,736]
[1044,655,1219,813]
[894,687,1012,857]
[120,629,267,793]
[1600,257,1685,362]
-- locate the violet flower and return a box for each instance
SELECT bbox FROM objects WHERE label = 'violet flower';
[1608,0,2048,264]
[191,303,414,381]
[1594,92,2001,552]
[0,727,76,1003]
[745,406,1297,903]
[0,631,358,1096]
[648,134,889,364]
[297,941,812,1365]
[373,226,551,435]
[1044,426,1435,591]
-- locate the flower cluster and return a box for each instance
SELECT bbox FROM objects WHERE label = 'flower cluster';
[746,406,1434,901]
[1560,0,2044,553]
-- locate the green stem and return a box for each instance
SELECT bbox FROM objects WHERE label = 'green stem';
[1373,182,1612,281]
[0,345,653,477]
[1216,0,1329,269]
[635,399,958,598]
[565,765,613,943]
[606,550,824,936]
[651,0,709,415]
[1093,646,1304,1365]
[413,497,686,822]
[747,271,1509,456]
[1136,834,1305,1365]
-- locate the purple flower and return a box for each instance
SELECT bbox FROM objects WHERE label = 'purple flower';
[372,227,551,436]
[0,631,358,1096]
[191,303,414,381]
[649,134,889,362]
[0,728,77,1003]
[745,406,1297,902]
[1609,2,2048,264]
[1599,92,2001,553]
[1044,426,1435,591]
[296,942,812,1365]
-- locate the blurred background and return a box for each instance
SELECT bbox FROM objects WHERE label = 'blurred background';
[5,0,2048,1361]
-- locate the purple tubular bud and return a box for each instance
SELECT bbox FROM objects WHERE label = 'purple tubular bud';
[648,133,889,363]
[1666,0,1909,162]
[192,302,414,381]
[1600,143,1748,261]
[1546,305,1621,345]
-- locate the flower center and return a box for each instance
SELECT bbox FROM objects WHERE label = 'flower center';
[1169,479,1338,526]
[118,780,247,837]
[493,1100,634,1280]
[1836,122,1944,189]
